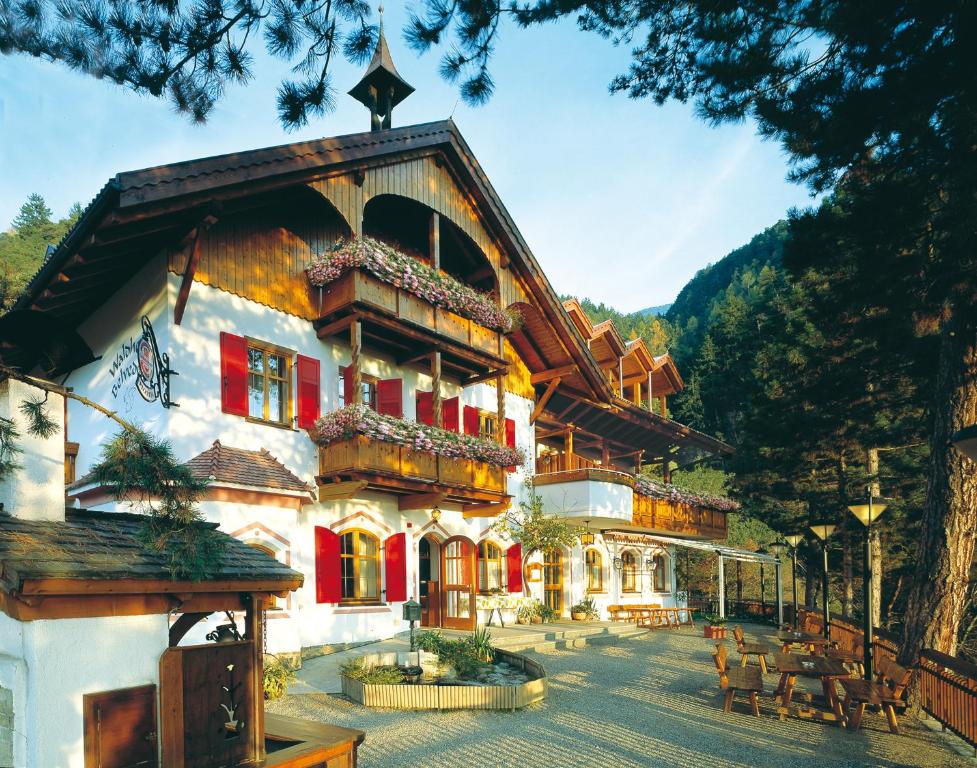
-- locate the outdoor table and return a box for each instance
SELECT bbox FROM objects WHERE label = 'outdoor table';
[776,630,833,654]
[773,653,850,725]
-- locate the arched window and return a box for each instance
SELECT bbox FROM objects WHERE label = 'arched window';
[245,541,282,609]
[477,541,503,593]
[585,548,603,593]
[340,529,380,603]
[621,550,639,593]
[652,553,669,592]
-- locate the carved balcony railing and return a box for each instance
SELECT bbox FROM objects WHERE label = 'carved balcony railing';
[318,436,509,507]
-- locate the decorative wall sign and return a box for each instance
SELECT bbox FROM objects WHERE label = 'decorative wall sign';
[524,563,543,583]
[110,315,177,408]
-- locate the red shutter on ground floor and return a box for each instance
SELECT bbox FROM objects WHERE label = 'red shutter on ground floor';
[377,378,403,418]
[463,405,479,436]
[506,544,523,593]
[296,355,321,429]
[442,396,459,432]
[505,417,517,472]
[416,391,433,425]
[315,526,341,603]
[342,365,355,407]
[385,532,407,602]
[219,332,248,416]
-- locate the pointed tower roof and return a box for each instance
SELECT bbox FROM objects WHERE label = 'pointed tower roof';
[348,13,415,113]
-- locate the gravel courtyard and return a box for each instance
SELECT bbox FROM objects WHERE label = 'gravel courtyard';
[268,626,969,768]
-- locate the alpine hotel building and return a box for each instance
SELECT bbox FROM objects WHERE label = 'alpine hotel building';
[12,31,735,662]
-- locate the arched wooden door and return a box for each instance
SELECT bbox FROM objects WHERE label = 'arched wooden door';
[543,549,564,616]
[442,536,476,630]
[418,535,441,628]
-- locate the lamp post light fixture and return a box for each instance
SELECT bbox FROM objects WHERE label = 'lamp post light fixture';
[784,534,804,629]
[951,424,977,462]
[579,521,595,547]
[809,523,836,639]
[402,599,422,652]
[848,491,887,680]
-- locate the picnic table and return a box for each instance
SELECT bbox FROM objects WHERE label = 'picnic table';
[776,629,833,654]
[773,652,850,725]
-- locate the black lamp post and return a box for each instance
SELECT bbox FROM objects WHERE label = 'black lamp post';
[848,492,887,680]
[403,599,422,652]
[809,523,836,639]
[784,534,804,627]
[758,549,766,614]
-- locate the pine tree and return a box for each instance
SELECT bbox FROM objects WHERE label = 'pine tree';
[11,193,53,234]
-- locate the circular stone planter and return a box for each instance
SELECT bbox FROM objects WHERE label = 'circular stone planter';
[341,649,547,711]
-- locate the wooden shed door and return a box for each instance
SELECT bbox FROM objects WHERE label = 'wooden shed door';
[84,684,158,768]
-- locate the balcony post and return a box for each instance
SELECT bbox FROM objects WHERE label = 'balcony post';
[431,351,442,428]
[350,319,362,404]
[564,428,573,471]
[601,440,610,468]
[659,395,667,418]
[429,212,440,271]
[647,371,653,413]
[633,381,640,406]
[496,336,506,444]
[618,356,624,398]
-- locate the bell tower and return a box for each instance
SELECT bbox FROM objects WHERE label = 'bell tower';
[348,6,415,131]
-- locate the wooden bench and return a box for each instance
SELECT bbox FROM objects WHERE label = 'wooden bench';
[712,644,763,717]
[826,641,865,677]
[732,625,771,674]
[839,656,912,733]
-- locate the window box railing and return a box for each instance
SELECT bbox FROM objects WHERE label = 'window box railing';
[318,436,507,496]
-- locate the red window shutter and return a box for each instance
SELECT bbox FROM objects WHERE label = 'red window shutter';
[296,355,321,429]
[342,365,355,407]
[442,396,460,432]
[377,378,403,418]
[505,417,517,472]
[219,332,248,416]
[416,391,433,425]
[314,526,341,604]
[463,405,479,436]
[506,544,523,593]
[384,532,407,602]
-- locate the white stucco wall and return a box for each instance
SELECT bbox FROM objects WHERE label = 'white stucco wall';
[535,477,633,524]
[2,613,168,768]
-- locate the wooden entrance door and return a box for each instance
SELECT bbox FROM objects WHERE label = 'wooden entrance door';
[418,536,441,627]
[442,537,476,630]
[84,684,158,768]
[544,549,564,616]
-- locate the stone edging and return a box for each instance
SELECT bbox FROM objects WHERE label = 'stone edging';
[340,648,547,711]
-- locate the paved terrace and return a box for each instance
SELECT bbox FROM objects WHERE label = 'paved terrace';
[269,622,971,767]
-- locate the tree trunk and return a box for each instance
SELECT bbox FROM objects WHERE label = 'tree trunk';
[842,528,854,617]
[867,447,883,628]
[898,308,977,675]
[805,548,819,609]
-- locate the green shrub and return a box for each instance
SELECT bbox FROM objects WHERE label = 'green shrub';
[415,629,447,655]
[341,658,405,685]
[414,629,492,679]
[470,626,494,663]
[263,656,296,700]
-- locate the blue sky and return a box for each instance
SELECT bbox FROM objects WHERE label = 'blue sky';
[0,7,813,312]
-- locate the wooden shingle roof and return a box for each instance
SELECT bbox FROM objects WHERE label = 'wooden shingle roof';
[186,441,311,494]
[0,508,302,592]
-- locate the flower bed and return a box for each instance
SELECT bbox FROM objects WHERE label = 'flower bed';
[633,477,740,513]
[307,237,515,332]
[311,405,524,468]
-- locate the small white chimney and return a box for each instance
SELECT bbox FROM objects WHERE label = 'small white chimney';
[0,378,65,522]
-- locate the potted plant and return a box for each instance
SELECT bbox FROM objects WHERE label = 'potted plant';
[570,597,599,621]
[529,600,544,624]
[703,614,728,639]
[539,604,557,623]
[516,603,535,625]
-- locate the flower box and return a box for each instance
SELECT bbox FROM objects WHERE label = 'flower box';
[307,238,514,335]
[704,625,727,640]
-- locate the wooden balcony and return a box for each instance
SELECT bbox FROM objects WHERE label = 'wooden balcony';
[632,491,728,540]
[317,436,510,511]
[314,269,506,378]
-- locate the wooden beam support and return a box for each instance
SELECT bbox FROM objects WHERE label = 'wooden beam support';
[432,351,443,429]
[397,347,437,367]
[398,492,446,511]
[316,314,356,339]
[173,226,206,325]
[350,319,362,408]
[530,364,577,385]
[530,376,561,425]
[462,500,511,518]
[315,479,368,501]
[429,212,440,270]
[168,611,212,647]
[464,367,508,386]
